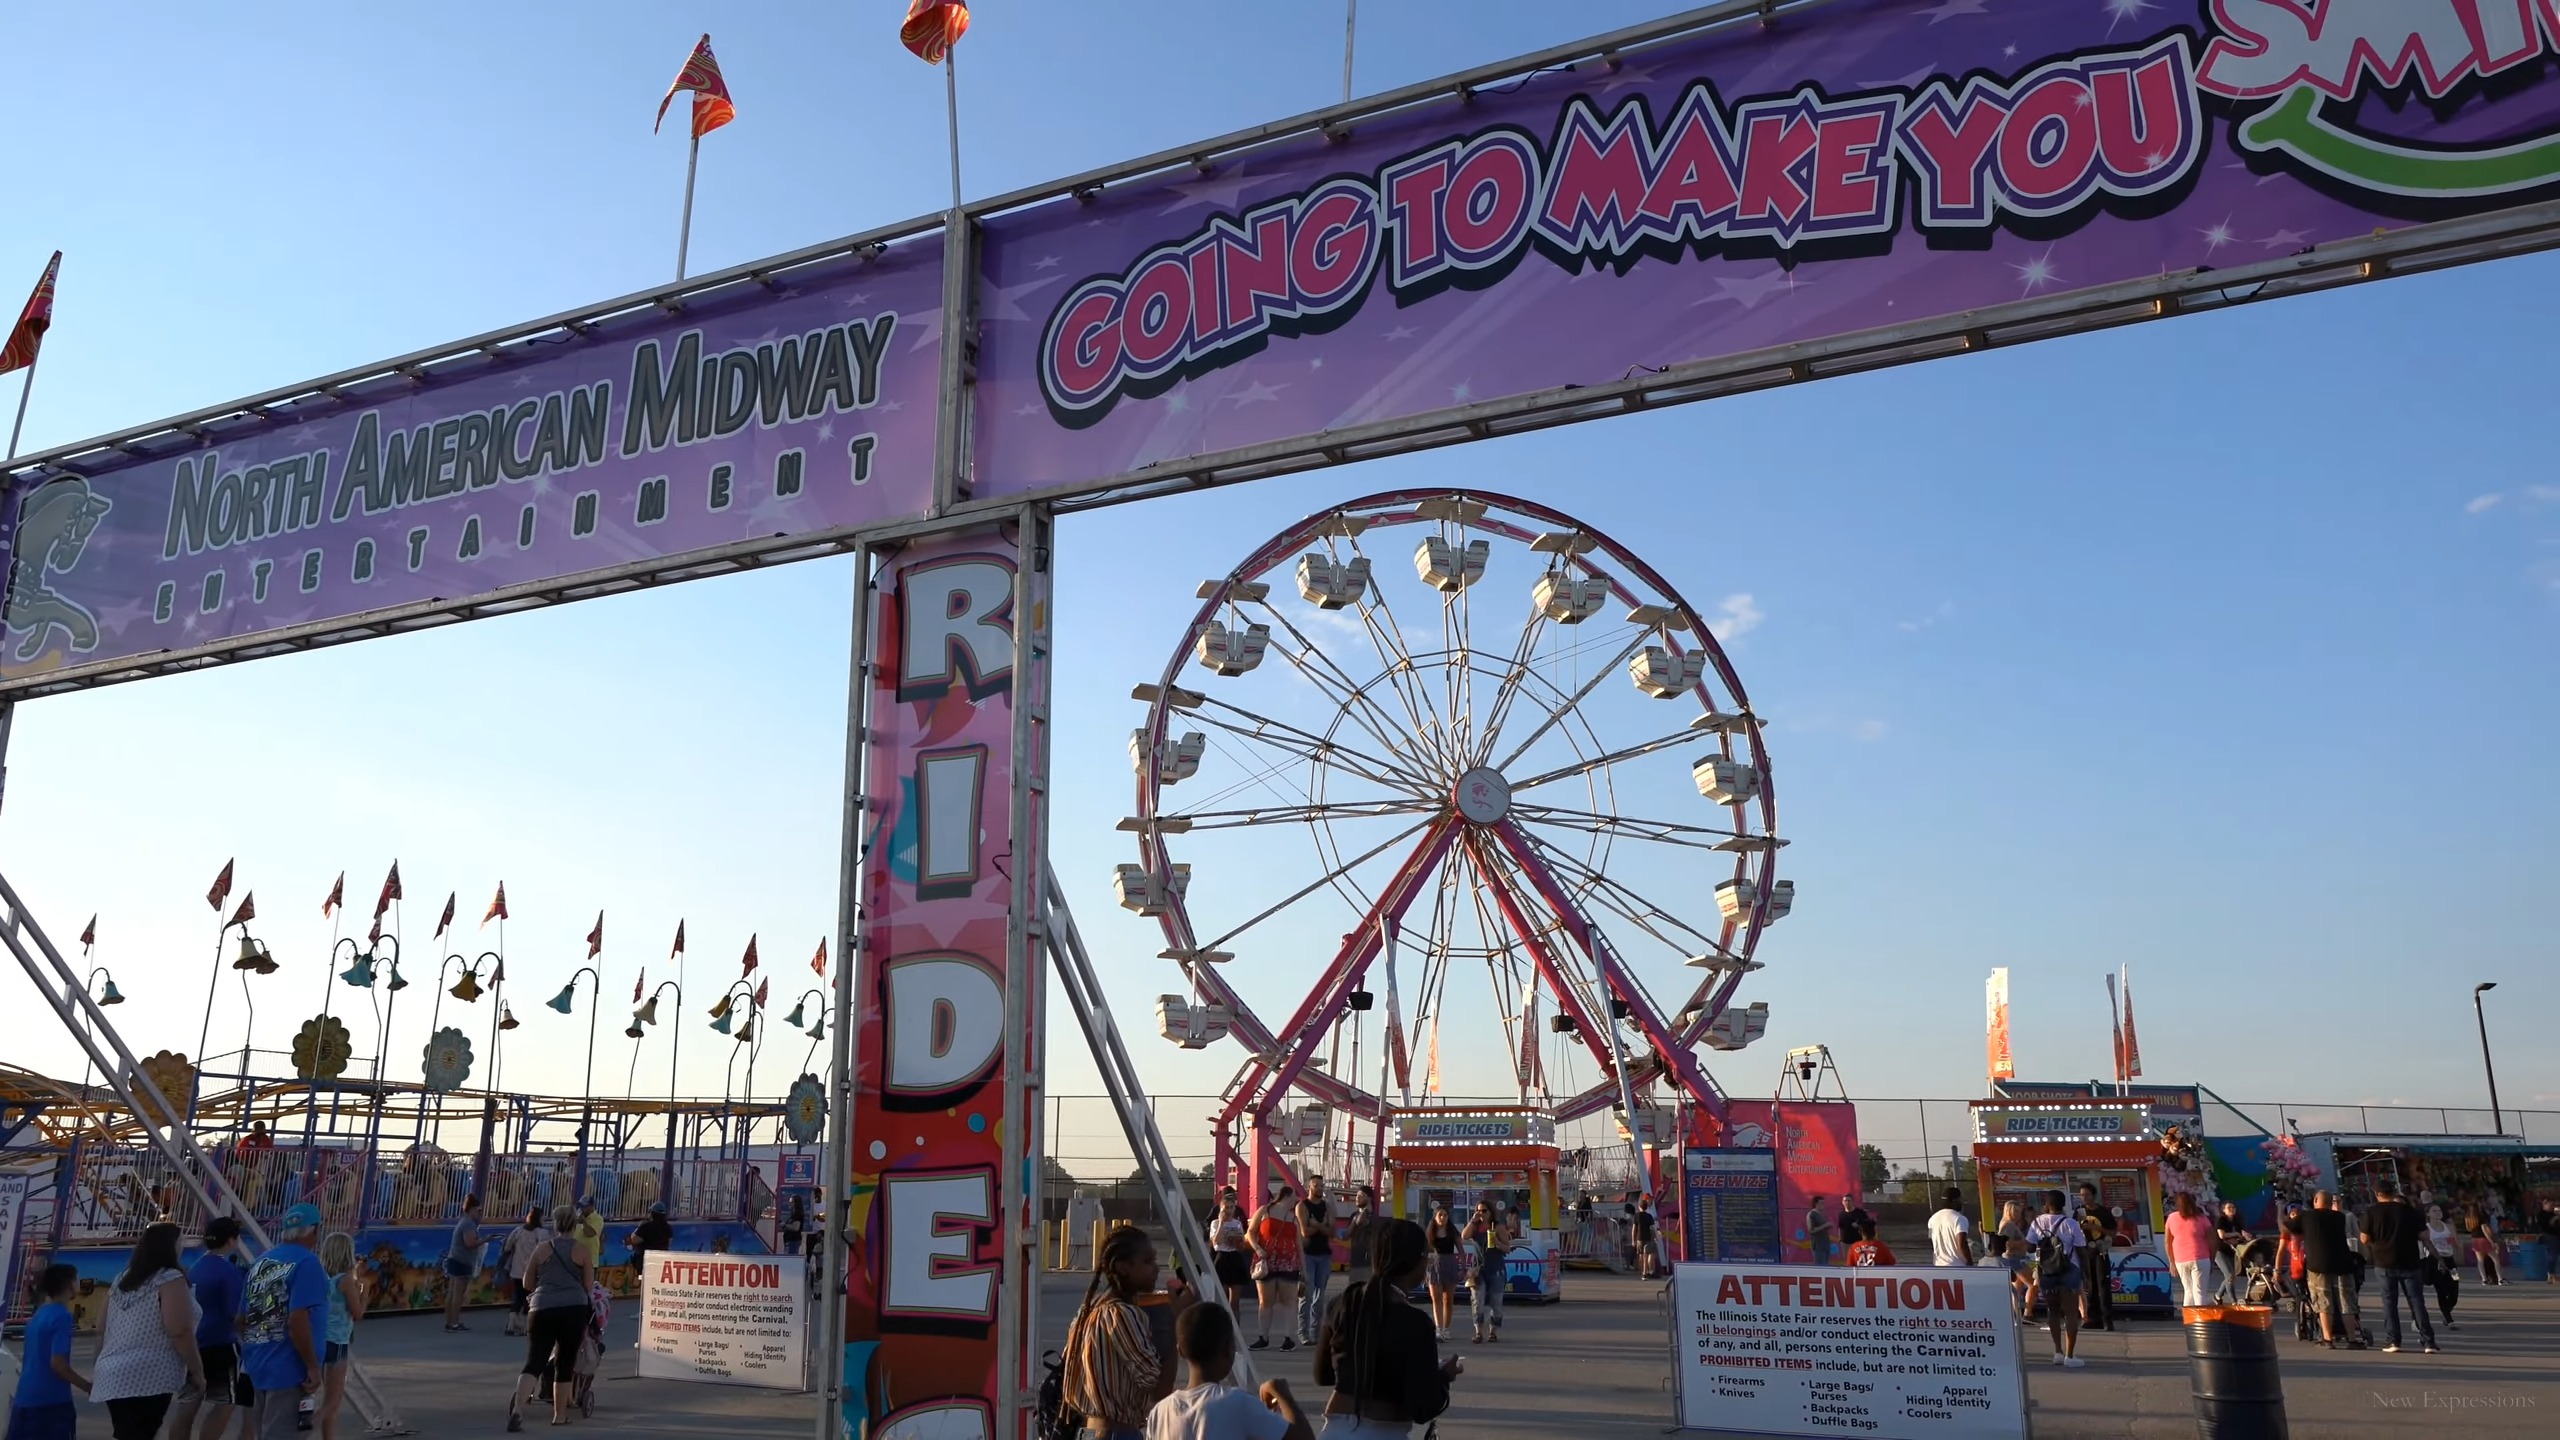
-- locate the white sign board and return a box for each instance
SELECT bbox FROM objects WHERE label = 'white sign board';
[1671,1263,2028,1439]
[0,1173,31,1304]
[637,1251,807,1390]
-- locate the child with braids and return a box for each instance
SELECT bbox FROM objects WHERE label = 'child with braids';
[1311,1218,1461,1436]
[1064,1226,1193,1439]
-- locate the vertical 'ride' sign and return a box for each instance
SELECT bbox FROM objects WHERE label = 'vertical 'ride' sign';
[840,527,1036,1440]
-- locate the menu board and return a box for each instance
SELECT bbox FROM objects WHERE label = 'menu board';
[1683,1148,1779,1264]
[1672,1262,2028,1438]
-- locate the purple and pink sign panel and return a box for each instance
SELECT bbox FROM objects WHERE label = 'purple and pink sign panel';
[973,0,2560,493]
[0,244,942,682]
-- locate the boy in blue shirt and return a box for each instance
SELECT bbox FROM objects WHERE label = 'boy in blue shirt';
[8,1264,89,1440]
[239,1205,329,1440]
[172,1215,253,1440]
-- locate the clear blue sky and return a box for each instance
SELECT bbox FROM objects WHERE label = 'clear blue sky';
[4,2,2554,1153]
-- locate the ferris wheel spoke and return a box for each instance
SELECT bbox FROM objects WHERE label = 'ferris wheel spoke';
[1510,727,1698,793]
[1165,799,1438,831]
[1188,815,1440,956]
[1244,602,1449,784]
[1509,801,1757,850]
[1340,536,1459,775]
[1506,825,1730,960]
[1466,605,1560,767]
[1186,699,1436,801]
[1484,629,1652,774]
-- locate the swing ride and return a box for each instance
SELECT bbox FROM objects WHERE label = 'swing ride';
[1120,490,1791,1230]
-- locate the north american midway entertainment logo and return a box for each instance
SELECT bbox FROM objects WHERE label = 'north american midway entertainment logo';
[1038,0,2560,420]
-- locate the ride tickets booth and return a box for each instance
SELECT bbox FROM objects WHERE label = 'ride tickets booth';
[1383,1106,1562,1302]
[1970,1100,2174,1312]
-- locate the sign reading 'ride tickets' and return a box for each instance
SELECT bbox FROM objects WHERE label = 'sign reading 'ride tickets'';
[969,0,2560,496]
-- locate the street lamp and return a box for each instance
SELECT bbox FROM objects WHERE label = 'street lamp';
[74,967,123,1128]
[623,979,684,1213]
[550,966,603,1193]
[2472,982,2503,1136]
[783,988,828,1076]
[193,895,266,1122]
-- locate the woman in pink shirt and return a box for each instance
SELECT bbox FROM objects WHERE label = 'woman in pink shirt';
[2165,1192,2221,1308]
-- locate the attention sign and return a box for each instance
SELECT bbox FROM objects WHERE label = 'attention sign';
[637,1252,808,1391]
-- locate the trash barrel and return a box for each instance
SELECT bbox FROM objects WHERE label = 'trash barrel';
[2508,1239,2552,1284]
[2185,1304,2288,1440]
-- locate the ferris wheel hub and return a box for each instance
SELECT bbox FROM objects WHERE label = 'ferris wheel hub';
[1452,767,1513,826]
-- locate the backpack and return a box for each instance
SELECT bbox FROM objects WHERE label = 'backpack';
[1035,1350,1083,1440]
[2032,1217,2073,1282]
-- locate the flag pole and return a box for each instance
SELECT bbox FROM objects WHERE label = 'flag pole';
[1342,0,1358,103]
[6,350,40,461]
[943,52,963,209]
[677,130,701,281]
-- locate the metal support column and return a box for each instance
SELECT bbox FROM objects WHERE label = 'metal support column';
[813,543,875,1440]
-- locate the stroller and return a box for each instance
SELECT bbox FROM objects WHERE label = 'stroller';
[572,1281,612,1417]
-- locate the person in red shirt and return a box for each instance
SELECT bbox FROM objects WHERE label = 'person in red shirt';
[1844,1218,1897,1266]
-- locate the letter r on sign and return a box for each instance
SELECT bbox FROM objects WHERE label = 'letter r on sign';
[897,556,1014,699]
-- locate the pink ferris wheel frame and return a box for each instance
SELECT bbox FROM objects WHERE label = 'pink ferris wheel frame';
[1125,489,1782,1193]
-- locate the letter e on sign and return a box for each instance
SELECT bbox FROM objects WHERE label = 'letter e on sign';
[899,556,1015,700]
[881,1170,996,1321]
[877,1400,993,1440]
[884,954,1004,1096]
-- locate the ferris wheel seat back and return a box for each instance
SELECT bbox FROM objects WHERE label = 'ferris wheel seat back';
[1701,1001,1771,1052]
[1531,572,1608,623]
[1414,535,1489,593]
[1713,877,1794,924]
[1631,646,1707,698]
[1195,619,1271,675]
[1154,995,1233,1049]
[1295,552,1372,608]
[1129,728,1205,785]
[1693,756,1762,805]
[1113,863,1191,915]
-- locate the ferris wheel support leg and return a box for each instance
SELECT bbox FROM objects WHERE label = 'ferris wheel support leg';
[0,870,410,1433]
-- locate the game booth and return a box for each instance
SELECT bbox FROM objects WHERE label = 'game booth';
[1970,1100,2175,1312]
[1382,1107,1562,1303]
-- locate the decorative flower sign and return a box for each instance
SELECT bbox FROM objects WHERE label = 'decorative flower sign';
[421,1027,475,1092]
[293,1016,354,1081]
[133,1051,196,1124]
[784,1073,825,1145]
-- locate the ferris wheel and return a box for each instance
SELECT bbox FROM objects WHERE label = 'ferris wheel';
[1115,490,1791,1185]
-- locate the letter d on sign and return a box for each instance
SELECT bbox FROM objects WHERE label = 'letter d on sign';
[884,954,1004,1096]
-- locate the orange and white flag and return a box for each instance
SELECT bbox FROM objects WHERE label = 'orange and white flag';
[656,34,736,137]
[899,0,970,64]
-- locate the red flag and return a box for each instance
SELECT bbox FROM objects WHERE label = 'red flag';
[373,862,402,920]
[228,892,256,927]
[587,912,605,959]
[368,915,384,946]
[900,0,970,65]
[670,921,686,959]
[810,937,827,977]
[2121,971,2143,1079]
[0,251,59,377]
[435,892,456,939]
[322,873,344,919]
[482,882,508,926]
[753,977,768,1009]
[655,34,736,138]
[207,859,235,913]
[79,915,95,951]
[740,934,758,976]
[633,968,645,1004]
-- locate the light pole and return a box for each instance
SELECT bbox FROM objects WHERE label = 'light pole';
[193,905,266,1123]
[429,952,494,1150]
[2472,982,2503,1135]
[550,966,602,1198]
[74,967,124,1127]
[783,988,828,1077]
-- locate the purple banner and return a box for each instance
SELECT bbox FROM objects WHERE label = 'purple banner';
[2,245,942,682]
[972,0,2560,494]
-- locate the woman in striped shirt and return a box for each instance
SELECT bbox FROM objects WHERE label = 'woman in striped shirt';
[1064,1226,1187,1438]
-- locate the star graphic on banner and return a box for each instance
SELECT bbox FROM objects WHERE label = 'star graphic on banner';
[1015,402,1045,416]
[2012,246,2062,294]
[1860,65,1939,89]
[816,421,837,442]
[981,272,1068,324]
[1451,381,1475,402]
[1165,391,1192,414]
[1160,167,1261,215]
[2198,217,2237,253]
[1694,270,1809,309]
[2074,87,2094,110]
[1594,63,1660,94]
[282,424,328,446]
[1032,255,1063,271]
[2257,228,2311,251]
[1918,0,1988,22]
[510,374,537,390]
[778,288,804,300]
[1385,326,1420,342]
[2002,43,2019,58]
[531,472,554,496]
[902,308,943,353]
[2141,147,2170,170]
[881,399,906,412]
[1309,357,1324,370]
[1224,380,1286,406]
[843,292,873,307]
[2103,0,2155,31]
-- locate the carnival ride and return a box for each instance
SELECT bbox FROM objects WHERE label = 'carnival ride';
[1119,490,1788,1206]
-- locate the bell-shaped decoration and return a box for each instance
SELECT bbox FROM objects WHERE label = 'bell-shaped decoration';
[386,961,410,992]
[546,982,577,1015]
[98,979,126,1006]
[634,996,661,1028]
[231,935,272,972]
[340,951,378,989]
[735,1016,755,1043]
[624,1019,646,1040]
[498,1003,520,1032]
[783,999,809,1029]
[708,994,734,1022]
[449,968,483,1004]
[807,1014,826,1041]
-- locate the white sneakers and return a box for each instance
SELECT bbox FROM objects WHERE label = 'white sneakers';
[2050,1352,2087,1368]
